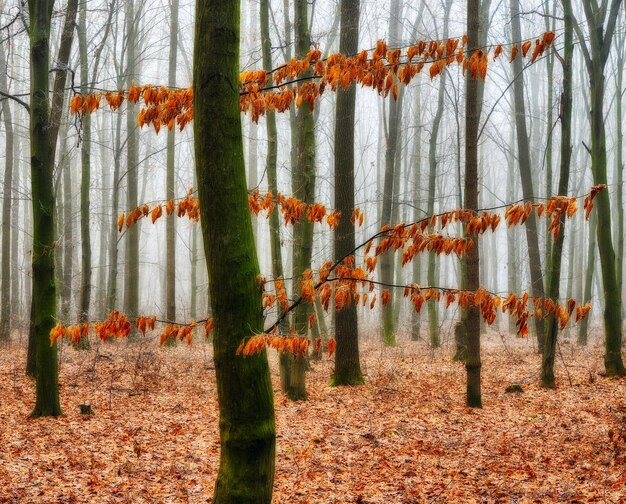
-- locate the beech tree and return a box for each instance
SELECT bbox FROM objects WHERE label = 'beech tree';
[194,0,275,499]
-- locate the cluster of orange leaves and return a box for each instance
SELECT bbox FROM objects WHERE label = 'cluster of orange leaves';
[248,190,352,229]
[117,189,200,232]
[49,312,214,347]
[70,86,194,133]
[69,33,556,127]
[237,333,336,358]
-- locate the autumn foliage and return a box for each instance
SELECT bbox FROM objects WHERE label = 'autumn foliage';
[69,32,557,128]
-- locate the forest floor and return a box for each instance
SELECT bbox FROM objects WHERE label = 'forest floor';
[0,328,625,503]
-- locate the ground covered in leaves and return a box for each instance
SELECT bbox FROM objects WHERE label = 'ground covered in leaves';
[1,330,625,503]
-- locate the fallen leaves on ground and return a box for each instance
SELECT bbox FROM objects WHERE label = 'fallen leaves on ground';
[0,330,624,503]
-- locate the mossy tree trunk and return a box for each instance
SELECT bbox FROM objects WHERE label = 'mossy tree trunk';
[541,2,572,388]
[194,1,276,501]
[28,0,61,417]
[332,0,364,387]
[578,0,625,376]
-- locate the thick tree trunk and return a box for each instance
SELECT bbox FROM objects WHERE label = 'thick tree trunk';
[29,0,61,417]
[193,1,276,500]
[464,0,482,408]
[332,0,363,386]
[510,0,545,353]
[541,5,572,388]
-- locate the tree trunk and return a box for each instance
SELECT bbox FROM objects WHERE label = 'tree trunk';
[509,0,545,353]
[541,3,572,388]
[193,1,276,500]
[124,0,140,333]
[288,0,316,401]
[464,0,482,409]
[0,44,14,342]
[29,0,61,417]
[165,0,179,334]
[332,0,363,386]
[76,1,91,348]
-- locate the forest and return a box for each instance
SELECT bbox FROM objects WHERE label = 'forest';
[0,0,625,501]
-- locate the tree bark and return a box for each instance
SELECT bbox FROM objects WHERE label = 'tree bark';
[0,43,14,342]
[28,0,61,417]
[193,1,276,500]
[464,0,482,408]
[509,0,546,353]
[332,0,364,386]
[541,2,572,388]
[288,0,316,401]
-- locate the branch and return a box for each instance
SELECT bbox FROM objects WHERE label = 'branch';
[0,89,29,112]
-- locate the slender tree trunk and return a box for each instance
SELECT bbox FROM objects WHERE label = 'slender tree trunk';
[165,0,179,333]
[578,211,597,345]
[379,0,402,346]
[124,0,140,333]
[541,4,572,388]
[0,44,14,342]
[288,0,316,401]
[332,0,363,386]
[260,0,290,390]
[194,1,276,499]
[11,135,21,335]
[76,2,91,348]
[61,125,73,321]
[411,84,422,342]
[509,0,545,352]
[464,0,482,408]
[29,0,61,417]
[106,112,123,312]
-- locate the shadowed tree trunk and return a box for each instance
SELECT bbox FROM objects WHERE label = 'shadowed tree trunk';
[194,0,276,500]
[332,0,364,387]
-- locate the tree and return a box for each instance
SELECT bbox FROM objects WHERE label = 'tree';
[0,38,14,342]
[193,0,276,500]
[464,0,482,408]
[575,0,625,376]
[541,0,573,388]
[510,0,546,353]
[333,0,364,386]
[28,0,61,417]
